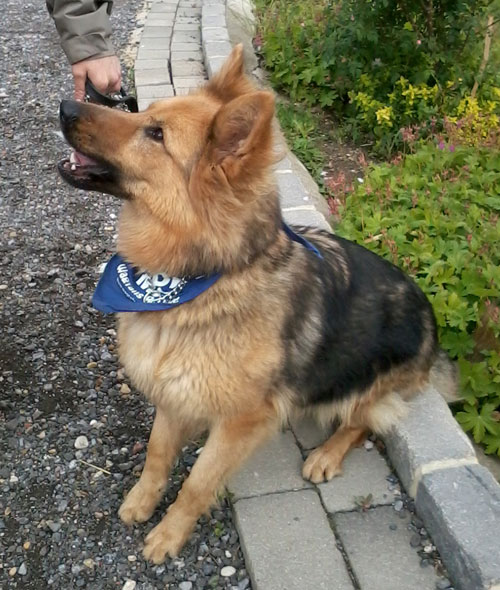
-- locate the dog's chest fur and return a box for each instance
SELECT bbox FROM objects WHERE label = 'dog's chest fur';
[117,305,282,425]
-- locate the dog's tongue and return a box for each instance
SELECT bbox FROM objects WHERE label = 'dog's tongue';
[70,150,98,167]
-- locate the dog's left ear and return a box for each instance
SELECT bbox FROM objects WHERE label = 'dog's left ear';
[208,90,275,182]
[205,44,255,102]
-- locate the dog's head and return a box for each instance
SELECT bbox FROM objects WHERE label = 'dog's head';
[58,45,281,275]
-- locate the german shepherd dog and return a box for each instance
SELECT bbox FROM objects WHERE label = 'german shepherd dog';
[58,46,454,563]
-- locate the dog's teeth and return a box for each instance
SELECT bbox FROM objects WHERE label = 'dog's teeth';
[70,163,77,171]
[69,151,77,165]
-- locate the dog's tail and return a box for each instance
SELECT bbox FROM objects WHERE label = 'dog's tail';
[429,349,461,403]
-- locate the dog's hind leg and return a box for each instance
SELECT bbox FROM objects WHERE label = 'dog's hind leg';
[119,408,186,525]
[302,425,366,484]
[142,401,279,564]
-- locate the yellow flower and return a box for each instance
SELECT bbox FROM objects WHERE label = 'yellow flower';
[376,106,393,127]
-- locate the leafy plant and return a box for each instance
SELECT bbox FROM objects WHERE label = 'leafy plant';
[255,0,500,155]
[336,144,500,453]
[275,102,325,178]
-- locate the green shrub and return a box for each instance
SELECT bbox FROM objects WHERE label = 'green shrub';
[335,144,500,454]
[275,102,325,178]
[255,0,500,155]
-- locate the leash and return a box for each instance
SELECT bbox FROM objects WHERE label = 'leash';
[85,79,138,113]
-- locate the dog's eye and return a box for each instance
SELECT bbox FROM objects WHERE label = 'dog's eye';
[145,127,164,142]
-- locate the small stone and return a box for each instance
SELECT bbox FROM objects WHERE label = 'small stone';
[23,541,31,550]
[9,567,17,576]
[436,579,451,590]
[127,555,137,562]
[363,440,374,450]
[47,520,61,533]
[220,566,236,577]
[423,544,434,553]
[9,474,19,484]
[18,562,27,576]
[83,558,94,568]
[410,533,421,547]
[179,583,192,590]
[394,499,403,512]
[122,581,137,590]
[87,362,97,369]
[389,523,397,531]
[120,383,131,395]
[74,436,89,449]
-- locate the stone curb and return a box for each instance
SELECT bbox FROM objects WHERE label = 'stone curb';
[199,2,500,590]
[133,2,500,589]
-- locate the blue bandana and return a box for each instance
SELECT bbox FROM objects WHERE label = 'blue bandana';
[92,224,322,313]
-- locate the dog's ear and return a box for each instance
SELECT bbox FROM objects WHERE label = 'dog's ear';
[208,90,275,181]
[205,44,255,102]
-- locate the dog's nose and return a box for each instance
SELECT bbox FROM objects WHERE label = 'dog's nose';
[60,100,82,126]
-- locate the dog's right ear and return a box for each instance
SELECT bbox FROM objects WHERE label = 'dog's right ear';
[209,90,275,182]
[190,90,275,195]
[205,44,255,102]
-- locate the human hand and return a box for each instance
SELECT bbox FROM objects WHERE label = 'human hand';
[71,55,122,101]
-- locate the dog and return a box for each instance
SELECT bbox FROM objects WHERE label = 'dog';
[58,44,455,564]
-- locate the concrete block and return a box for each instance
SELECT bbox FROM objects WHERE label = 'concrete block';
[416,464,500,590]
[138,98,154,111]
[228,431,310,500]
[141,26,173,38]
[177,7,202,17]
[171,42,202,52]
[135,59,168,70]
[139,37,171,50]
[205,56,227,78]
[137,84,175,99]
[171,60,205,77]
[273,156,293,172]
[277,171,312,208]
[202,14,226,28]
[204,0,225,4]
[335,506,439,590]
[175,87,197,96]
[173,23,201,31]
[172,77,206,88]
[234,490,354,590]
[145,16,176,27]
[290,414,330,450]
[175,16,200,24]
[317,448,393,512]
[175,87,198,96]
[135,68,171,87]
[136,48,171,61]
[203,40,232,59]
[383,386,477,497]
[150,3,178,12]
[152,0,178,4]
[282,207,331,231]
[202,27,230,42]
[202,4,226,16]
[172,30,201,44]
[171,51,203,61]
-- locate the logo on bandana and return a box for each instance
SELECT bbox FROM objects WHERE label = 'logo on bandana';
[92,224,322,314]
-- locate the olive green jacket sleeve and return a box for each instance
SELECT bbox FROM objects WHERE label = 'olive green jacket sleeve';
[46,0,115,65]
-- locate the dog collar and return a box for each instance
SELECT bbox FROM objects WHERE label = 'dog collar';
[92,224,322,313]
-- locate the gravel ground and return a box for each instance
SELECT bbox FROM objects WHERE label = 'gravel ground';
[0,2,249,589]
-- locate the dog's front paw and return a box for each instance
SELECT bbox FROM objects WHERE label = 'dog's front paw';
[302,447,343,484]
[143,519,189,564]
[119,481,164,525]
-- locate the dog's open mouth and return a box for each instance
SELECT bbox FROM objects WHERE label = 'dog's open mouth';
[58,149,115,190]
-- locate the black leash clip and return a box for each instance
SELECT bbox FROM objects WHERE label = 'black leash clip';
[85,79,138,113]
